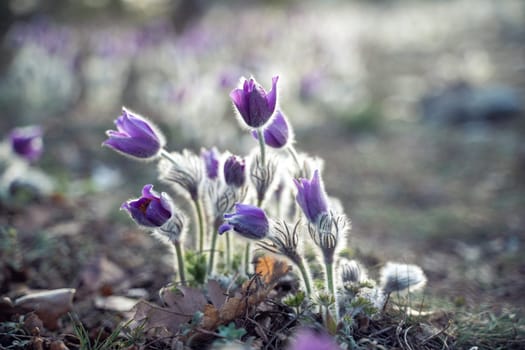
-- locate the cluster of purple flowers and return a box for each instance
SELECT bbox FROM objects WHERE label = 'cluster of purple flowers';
[104,73,426,348]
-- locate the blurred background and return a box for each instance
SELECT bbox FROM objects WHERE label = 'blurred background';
[1,0,524,311]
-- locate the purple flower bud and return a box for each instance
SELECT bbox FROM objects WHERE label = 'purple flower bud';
[294,170,329,224]
[223,155,246,187]
[201,147,220,180]
[251,110,291,148]
[122,184,173,227]
[288,328,341,350]
[230,76,279,128]
[218,203,269,240]
[9,126,43,162]
[103,108,165,159]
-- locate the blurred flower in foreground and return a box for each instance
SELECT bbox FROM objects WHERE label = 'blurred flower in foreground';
[9,126,43,162]
[201,147,220,180]
[218,203,269,239]
[294,169,329,224]
[287,328,341,350]
[122,184,173,227]
[230,76,279,128]
[252,110,292,148]
[223,155,246,187]
[103,108,165,160]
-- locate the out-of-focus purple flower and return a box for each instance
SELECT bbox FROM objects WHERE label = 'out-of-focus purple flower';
[218,203,269,239]
[122,184,173,227]
[9,126,43,162]
[294,170,329,224]
[230,76,279,128]
[251,110,291,148]
[288,328,341,350]
[201,147,220,180]
[103,108,165,159]
[223,155,246,187]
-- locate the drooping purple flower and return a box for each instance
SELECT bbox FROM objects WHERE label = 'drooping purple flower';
[251,110,291,149]
[122,184,173,227]
[201,147,220,180]
[9,125,43,162]
[230,76,279,128]
[218,203,269,240]
[103,108,165,159]
[287,328,341,350]
[294,170,329,224]
[223,155,246,187]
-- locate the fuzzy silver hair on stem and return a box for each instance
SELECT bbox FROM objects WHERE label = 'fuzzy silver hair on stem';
[258,219,313,295]
[257,220,302,265]
[154,211,187,245]
[249,151,279,206]
[308,213,349,264]
[379,262,427,294]
[339,258,367,285]
[158,149,204,201]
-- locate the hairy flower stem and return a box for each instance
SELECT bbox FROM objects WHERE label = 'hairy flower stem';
[193,198,206,254]
[244,242,251,275]
[256,128,266,168]
[207,223,220,276]
[160,149,207,266]
[325,261,335,301]
[173,241,186,286]
[296,257,313,296]
[226,232,231,270]
[287,146,302,173]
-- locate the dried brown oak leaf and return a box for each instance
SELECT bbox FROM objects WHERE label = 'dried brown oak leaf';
[133,285,208,335]
[133,256,291,337]
[201,256,291,331]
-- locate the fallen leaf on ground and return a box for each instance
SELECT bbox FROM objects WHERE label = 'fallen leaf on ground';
[78,255,128,295]
[14,288,75,330]
[95,295,139,312]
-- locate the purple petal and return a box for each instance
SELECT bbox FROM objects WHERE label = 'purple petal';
[119,109,158,140]
[266,75,279,113]
[103,136,160,158]
[218,223,232,235]
[230,88,248,120]
[145,198,172,226]
[247,84,271,127]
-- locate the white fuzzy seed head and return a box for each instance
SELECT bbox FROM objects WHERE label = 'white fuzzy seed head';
[379,262,427,294]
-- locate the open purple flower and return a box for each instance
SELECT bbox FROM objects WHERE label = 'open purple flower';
[9,126,43,162]
[218,203,269,240]
[201,147,220,180]
[294,169,329,224]
[122,184,173,227]
[288,328,341,350]
[251,110,291,148]
[103,108,165,159]
[230,76,278,128]
[223,155,246,187]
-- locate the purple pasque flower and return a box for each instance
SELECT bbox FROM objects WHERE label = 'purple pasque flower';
[122,184,173,227]
[287,328,341,350]
[9,125,43,162]
[201,147,220,180]
[230,76,279,128]
[251,110,291,148]
[218,203,269,240]
[293,169,329,224]
[223,155,246,187]
[103,108,165,159]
